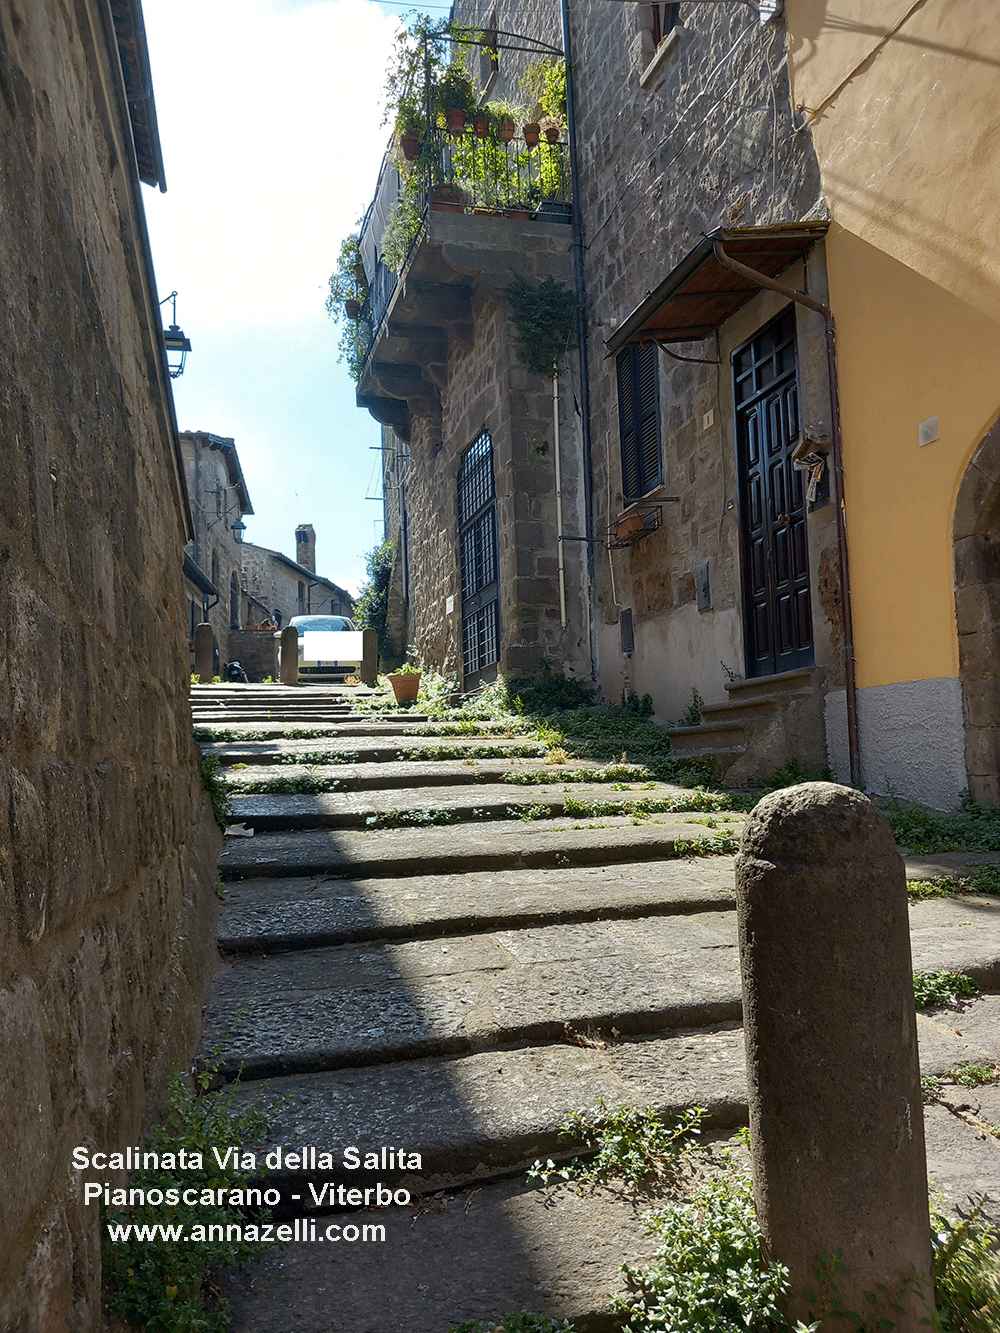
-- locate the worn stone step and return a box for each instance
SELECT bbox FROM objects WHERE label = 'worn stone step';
[218,992,1000,1198]
[723,666,817,702]
[222,757,649,793]
[224,780,729,832]
[203,735,541,762]
[217,813,741,881]
[203,911,745,1079]
[203,896,1000,1082]
[217,856,739,952]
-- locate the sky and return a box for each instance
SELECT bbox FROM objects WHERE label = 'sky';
[141,0,437,594]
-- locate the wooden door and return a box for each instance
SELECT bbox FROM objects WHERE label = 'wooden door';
[734,309,813,677]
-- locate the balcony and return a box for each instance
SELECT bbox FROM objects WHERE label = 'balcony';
[355,127,573,440]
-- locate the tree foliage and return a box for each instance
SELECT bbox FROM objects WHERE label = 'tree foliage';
[352,537,395,657]
[503,275,579,376]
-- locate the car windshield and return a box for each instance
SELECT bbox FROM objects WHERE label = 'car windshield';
[289,616,354,633]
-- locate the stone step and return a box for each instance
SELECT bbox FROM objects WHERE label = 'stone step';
[723,665,816,703]
[222,757,650,793]
[217,813,742,881]
[224,780,728,833]
[205,736,549,765]
[203,896,1000,1083]
[219,989,1000,1197]
[213,995,1000,1333]
[217,857,739,953]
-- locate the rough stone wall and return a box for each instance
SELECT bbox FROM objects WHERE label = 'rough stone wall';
[227,630,279,682]
[0,2,221,1327]
[403,255,590,687]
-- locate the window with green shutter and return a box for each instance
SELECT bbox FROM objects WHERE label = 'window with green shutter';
[617,343,662,501]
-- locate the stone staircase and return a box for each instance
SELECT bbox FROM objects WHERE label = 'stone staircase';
[667,667,827,786]
[190,683,1000,1333]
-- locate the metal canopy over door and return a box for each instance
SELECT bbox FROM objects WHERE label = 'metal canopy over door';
[458,429,500,688]
[734,308,813,677]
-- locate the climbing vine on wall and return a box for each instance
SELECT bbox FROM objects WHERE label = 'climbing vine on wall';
[502,275,578,376]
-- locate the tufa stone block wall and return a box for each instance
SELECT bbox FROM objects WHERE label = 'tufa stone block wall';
[0,2,222,1327]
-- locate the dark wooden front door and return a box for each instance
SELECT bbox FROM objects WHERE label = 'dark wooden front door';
[733,309,813,678]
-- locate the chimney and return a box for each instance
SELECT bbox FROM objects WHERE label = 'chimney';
[295,524,316,573]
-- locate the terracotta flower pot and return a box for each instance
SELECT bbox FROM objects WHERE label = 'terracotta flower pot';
[353,263,366,284]
[344,298,361,319]
[615,512,646,543]
[388,672,421,704]
[544,126,560,144]
[523,122,540,146]
[400,134,420,162]
[497,118,515,144]
[473,114,489,137]
[445,107,466,135]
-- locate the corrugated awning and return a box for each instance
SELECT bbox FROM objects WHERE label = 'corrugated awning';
[606,222,829,353]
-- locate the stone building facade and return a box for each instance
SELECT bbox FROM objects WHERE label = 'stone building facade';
[0,1,220,1326]
[356,42,593,689]
[241,537,354,629]
[180,430,254,654]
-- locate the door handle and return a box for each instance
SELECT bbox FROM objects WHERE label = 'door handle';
[777,513,790,527]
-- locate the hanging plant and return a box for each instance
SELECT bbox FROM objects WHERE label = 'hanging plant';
[325,230,370,383]
[502,274,579,376]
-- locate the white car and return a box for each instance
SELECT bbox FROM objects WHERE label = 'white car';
[286,615,362,672]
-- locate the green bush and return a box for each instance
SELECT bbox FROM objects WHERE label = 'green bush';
[352,537,395,657]
[102,1070,276,1333]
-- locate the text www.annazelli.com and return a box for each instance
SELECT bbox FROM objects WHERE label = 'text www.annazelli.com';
[106,1219,385,1244]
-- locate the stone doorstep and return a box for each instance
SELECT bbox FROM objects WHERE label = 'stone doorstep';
[217,858,739,954]
[723,666,818,701]
[224,781,728,832]
[216,814,741,881]
[202,899,1000,1082]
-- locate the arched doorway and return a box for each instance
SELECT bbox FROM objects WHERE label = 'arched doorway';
[953,414,1000,804]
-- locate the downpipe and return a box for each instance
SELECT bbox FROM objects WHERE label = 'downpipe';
[553,371,567,629]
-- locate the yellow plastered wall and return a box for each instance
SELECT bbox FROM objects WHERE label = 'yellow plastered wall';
[825,225,1000,688]
[786,1,1000,689]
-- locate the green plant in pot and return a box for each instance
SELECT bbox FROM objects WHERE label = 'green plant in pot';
[395,93,426,162]
[388,646,423,704]
[325,230,370,382]
[436,63,476,134]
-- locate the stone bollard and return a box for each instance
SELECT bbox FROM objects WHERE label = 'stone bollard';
[736,782,933,1329]
[279,626,299,684]
[193,623,215,683]
[360,628,378,686]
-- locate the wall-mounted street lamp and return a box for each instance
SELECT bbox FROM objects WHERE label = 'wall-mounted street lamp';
[160,290,192,378]
[230,517,247,543]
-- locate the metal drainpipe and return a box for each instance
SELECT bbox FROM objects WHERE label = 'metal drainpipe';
[712,240,861,786]
[560,0,598,680]
[553,372,568,628]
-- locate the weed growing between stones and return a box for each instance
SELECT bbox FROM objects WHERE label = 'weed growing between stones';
[913,970,980,1010]
[908,867,1000,899]
[528,1100,704,1188]
[931,1195,1000,1332]
[277,749,361,766]
[102,1069,276,1333]
[361,807,459,829]
[200,755,232,828]
[224,773,342,795]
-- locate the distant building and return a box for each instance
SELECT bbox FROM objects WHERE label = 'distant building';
[241,539,354,628]
[180,430,254,651]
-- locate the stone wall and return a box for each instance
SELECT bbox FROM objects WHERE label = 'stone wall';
[227,630,279,682]
[399,219,591,687]
[0,2,221,1326]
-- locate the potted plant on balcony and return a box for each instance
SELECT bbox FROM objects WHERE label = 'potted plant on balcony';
[387,646,422,704]
[395,94,426,163]
[486,95,521,145]
[325,229,370,383]
[436,63,476,135]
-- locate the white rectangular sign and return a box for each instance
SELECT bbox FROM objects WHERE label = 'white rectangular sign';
[302,631,363,662]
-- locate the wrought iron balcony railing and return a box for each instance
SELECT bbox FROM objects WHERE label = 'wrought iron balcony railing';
[356,128,573,375]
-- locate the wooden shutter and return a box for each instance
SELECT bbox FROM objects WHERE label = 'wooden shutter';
[617,344,661,500]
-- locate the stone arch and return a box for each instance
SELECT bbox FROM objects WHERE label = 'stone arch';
[953,413,1000,804]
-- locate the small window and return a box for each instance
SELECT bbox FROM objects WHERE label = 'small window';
[617,343,662,502]
[649,3,680,50]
